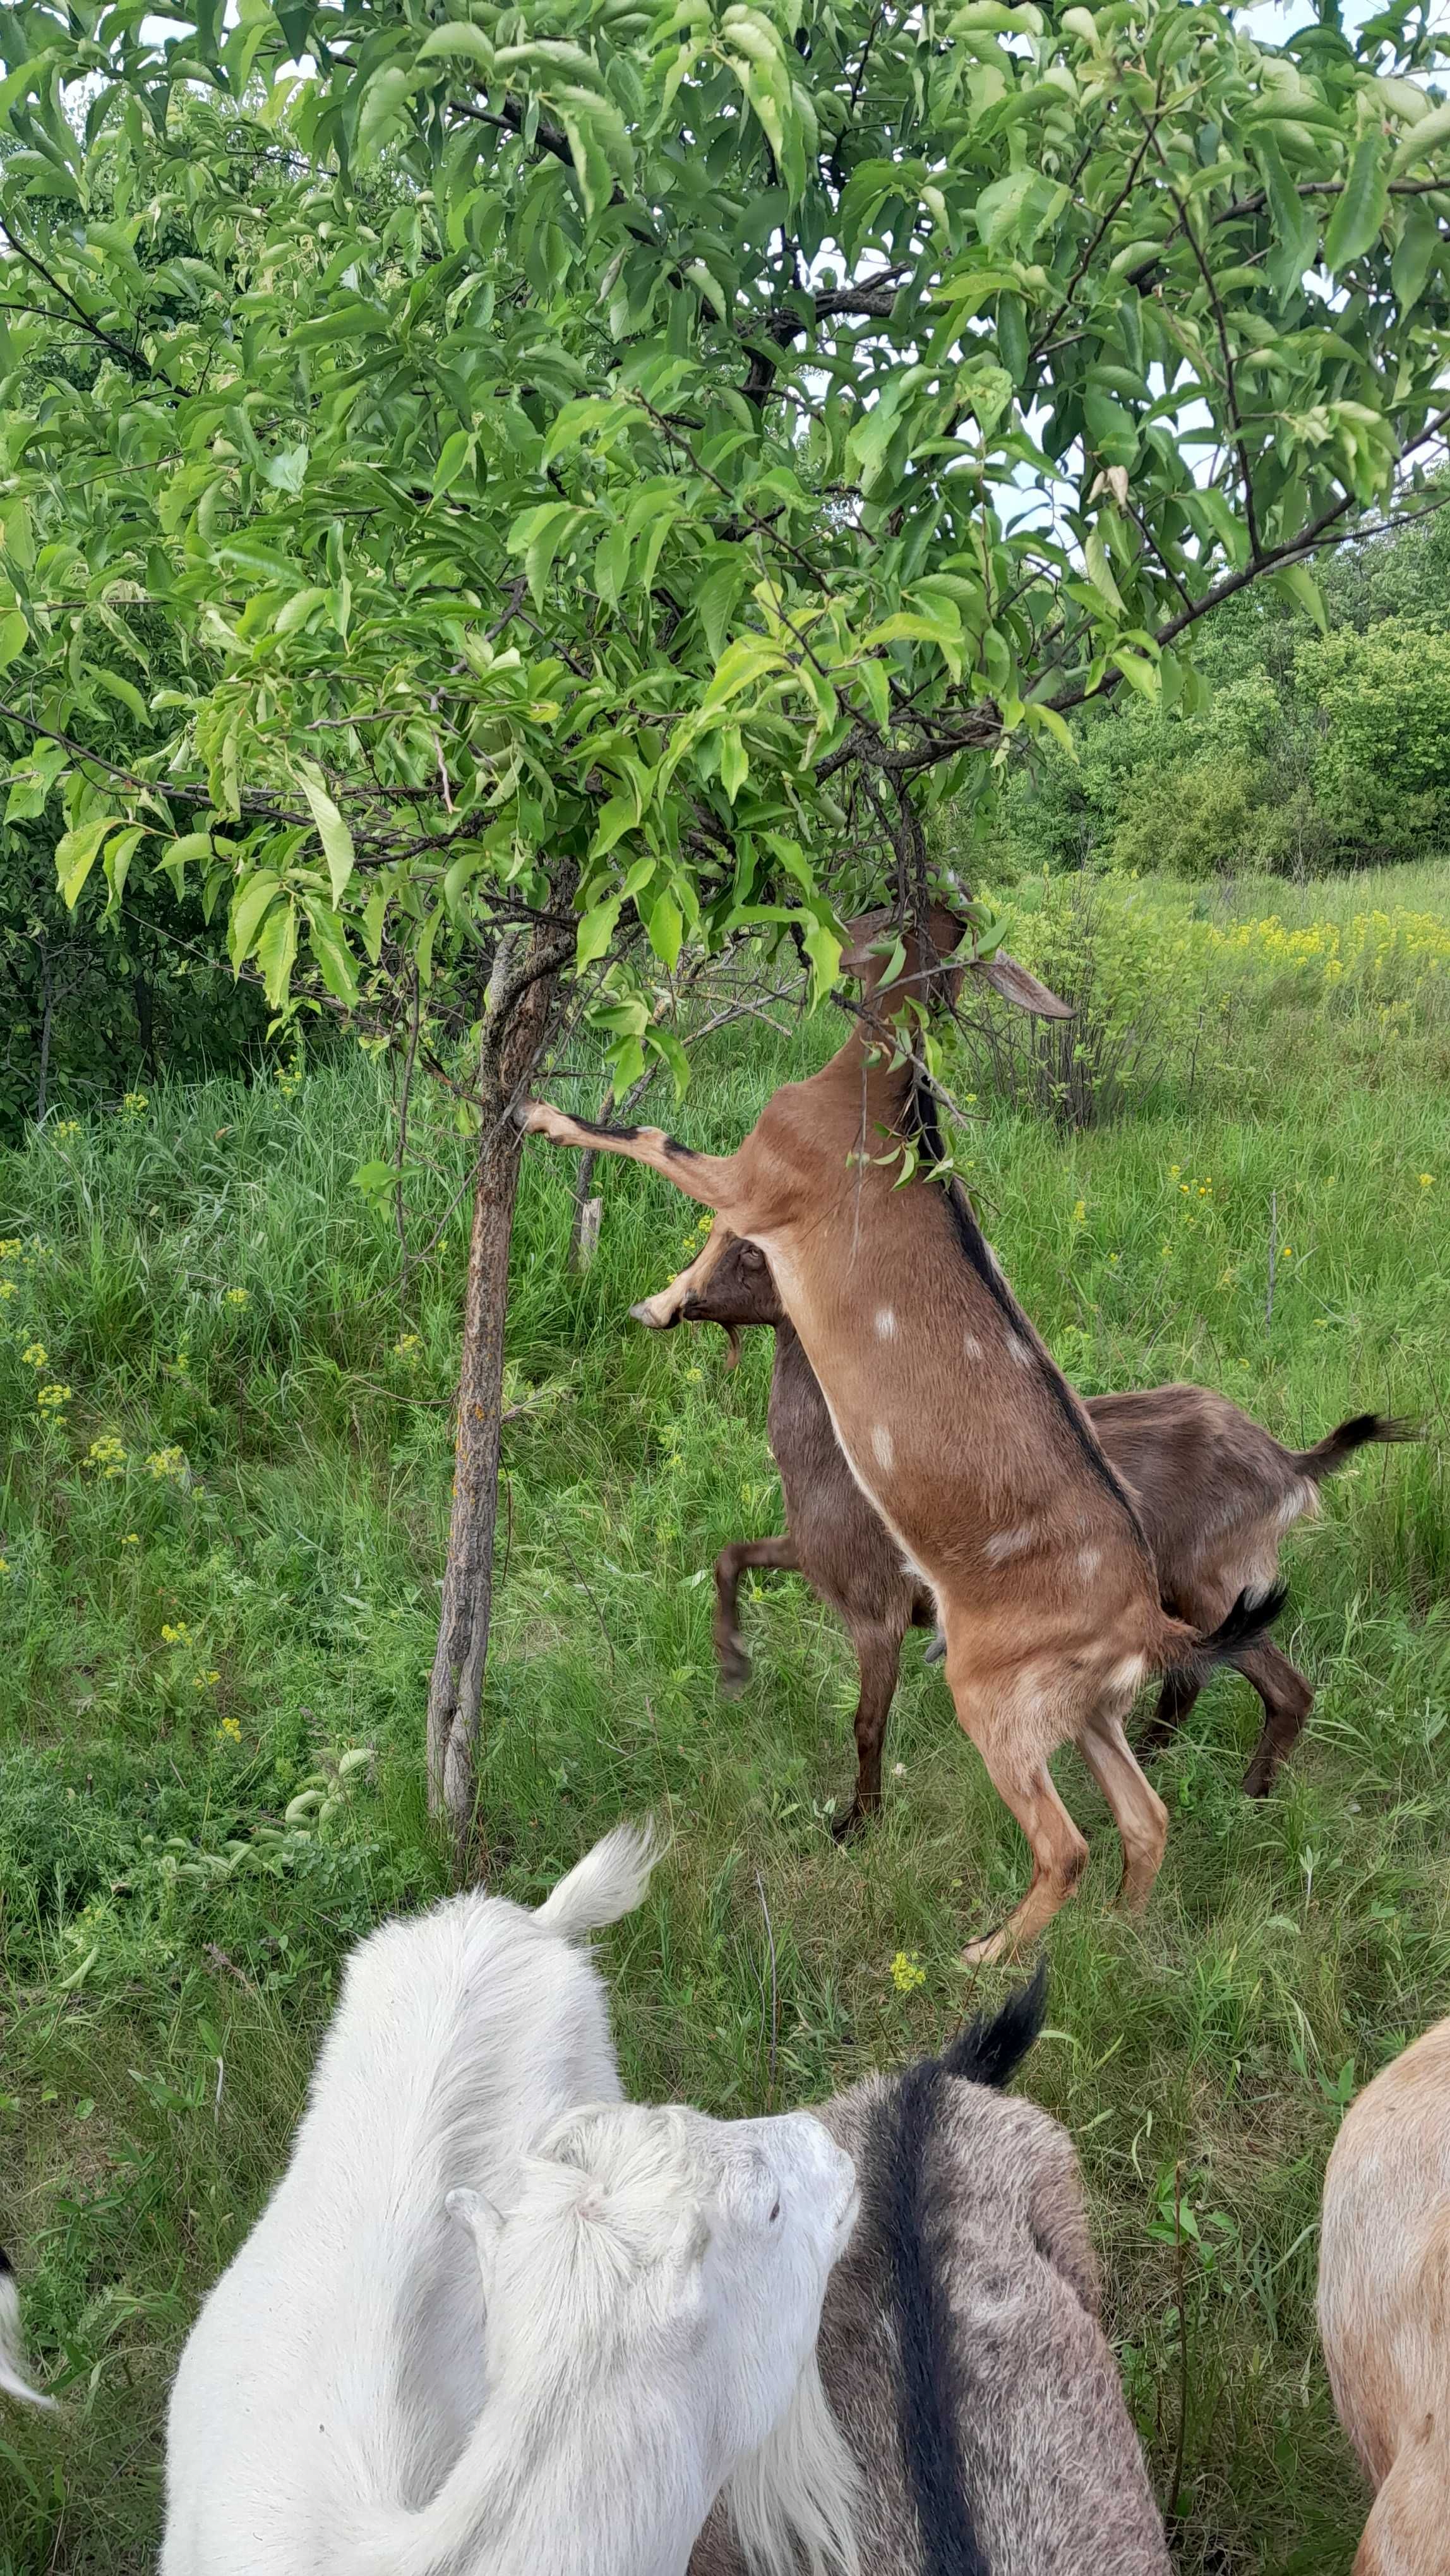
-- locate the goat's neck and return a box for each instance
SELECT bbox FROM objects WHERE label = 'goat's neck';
[821,1013,920,1136]
[373,2364,714,2576]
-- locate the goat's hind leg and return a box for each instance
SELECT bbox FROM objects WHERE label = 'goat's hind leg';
[1237,1641,1312,1798]
[834,1622,906,1840]
[1078,1706,1169,1915]
[945,1654,1089,1963]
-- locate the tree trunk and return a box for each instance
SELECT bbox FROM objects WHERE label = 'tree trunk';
[424,915,570,1875]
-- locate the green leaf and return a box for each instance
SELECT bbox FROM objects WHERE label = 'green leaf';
[1323,134,1388,276]
[297,764,356,907]
[1084,522,1126,616]
[719,725,749,804]
[704,635,786,708]
[1391,207,1438,315]
[432,429,476,498]
[229,870,283,970]
[1274,561,1328,633]
[577,890,625,967]
[1388,96,1450,181]
[0,608,28,672]
[305,901,360,1005]
[416,19,494,68]
[56,814,117,910]
[90,665,148,723]
[255,897,298,1010]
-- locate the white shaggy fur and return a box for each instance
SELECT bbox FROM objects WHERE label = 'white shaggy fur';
[162,1825,657,2573]
[161,1825,861,2576]
[0,2255,51,2407]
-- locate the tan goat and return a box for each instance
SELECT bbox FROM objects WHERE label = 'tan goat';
[522,906,1280,1957]
[1319,2016,1450,2574]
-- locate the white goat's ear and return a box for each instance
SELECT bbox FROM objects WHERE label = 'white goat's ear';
[445,2187,504,2287]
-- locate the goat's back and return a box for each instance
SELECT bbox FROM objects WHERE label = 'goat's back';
[1319,2015,1450,2493]
[691,2065,1168,2576]
[162,1881,626,2576]
[1086,1383,1317,1613]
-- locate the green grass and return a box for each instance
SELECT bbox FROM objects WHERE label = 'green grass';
[4,863,1450,2572]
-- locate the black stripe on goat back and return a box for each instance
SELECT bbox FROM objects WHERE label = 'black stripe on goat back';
[872,1974,1046,2576]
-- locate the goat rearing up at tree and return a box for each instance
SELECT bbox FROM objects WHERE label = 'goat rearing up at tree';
[522,911,1281,1957]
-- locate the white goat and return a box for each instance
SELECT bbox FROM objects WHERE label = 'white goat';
[162,1824,861,2576]
[0,2250,52,2407]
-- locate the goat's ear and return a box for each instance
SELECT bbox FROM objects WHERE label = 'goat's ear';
[968,951,1074,1019]
[446,2186,505,2289]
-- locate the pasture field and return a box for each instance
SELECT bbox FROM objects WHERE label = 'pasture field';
[3,861,1450,2572]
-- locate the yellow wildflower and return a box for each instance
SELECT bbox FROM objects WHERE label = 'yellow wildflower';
[36,1384,72,1409]
[145,1446,187,1481]
[0,1240,19,1260]
[194,1669,221,1690]
[225,1287,249,1307]
[122,1532,140,1546]
[1280,1247,1293,1263]
[891,1952,926,1995]
[20,1343,45,1368]
[121,1090,148,1117]
[0,1281,13,1300]
[86,1434,128,1477]
[0,1558,9,1577]
[217,1715,242,1742]
[1419,1174,1435,1191]
[1070,1200,1086,1225]
[160,1621,190,1644]
[393,1333,420,1359]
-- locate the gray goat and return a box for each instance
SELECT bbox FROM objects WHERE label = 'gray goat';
[690,1971,1170,2576]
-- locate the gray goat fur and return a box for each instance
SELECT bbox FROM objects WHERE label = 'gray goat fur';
[688,1979,1169,2576]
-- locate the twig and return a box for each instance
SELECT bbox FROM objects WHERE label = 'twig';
[1165,2162,1191,2522]
[755,1868,779,2113]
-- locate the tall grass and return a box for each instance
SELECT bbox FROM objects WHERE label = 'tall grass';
[2,867,1449,2572]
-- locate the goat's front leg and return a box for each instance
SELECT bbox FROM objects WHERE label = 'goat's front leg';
[520,1100,741,1211]
[630,1224,740,1330]
[712,1534,800,1693]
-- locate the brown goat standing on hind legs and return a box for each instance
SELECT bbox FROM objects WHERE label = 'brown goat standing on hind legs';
[637,1234,1414,1823]
[522,902,1284,1959]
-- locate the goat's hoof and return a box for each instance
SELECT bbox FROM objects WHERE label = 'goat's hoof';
[830,1804,869,1844]
[717,1651,752,1698]
[960,1923,1016,1967]
[1241,1763,1275,1799]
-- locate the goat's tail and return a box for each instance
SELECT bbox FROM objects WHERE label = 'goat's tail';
[0,2253,53,2409]
[1293,1412,1420,1482]
[534,1820,659,1943]
[938,1960,1049,2091]
[1162,1580,1289,1690]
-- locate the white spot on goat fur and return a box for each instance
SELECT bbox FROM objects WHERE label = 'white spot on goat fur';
[1006,1333,1033,1367]
[1077,1546,1102,1582]
[1276,1481,1318,1531]
[1108,1654,1147,1700]
[875,1307,897,1340]
[873,1424,895,1471]
[962,1332,984,1362]
[985,1526,1034,1564]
